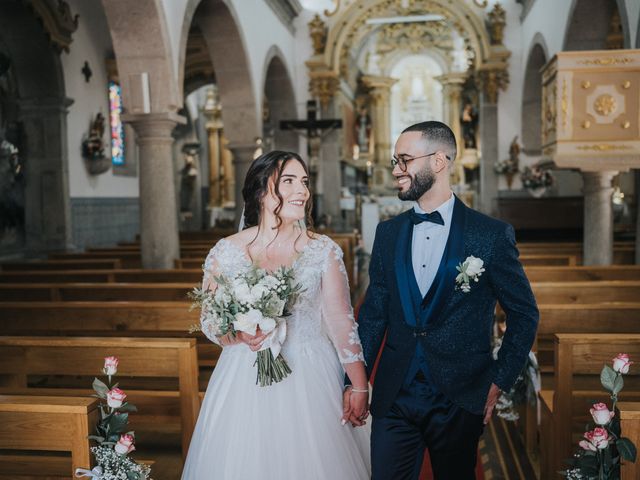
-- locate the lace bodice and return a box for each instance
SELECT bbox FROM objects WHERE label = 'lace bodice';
[200,235,364,364]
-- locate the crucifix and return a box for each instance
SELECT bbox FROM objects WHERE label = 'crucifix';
[280,99,342,223]
[280,99,342,168]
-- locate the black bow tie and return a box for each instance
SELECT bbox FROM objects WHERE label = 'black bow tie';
[409,209,445,226]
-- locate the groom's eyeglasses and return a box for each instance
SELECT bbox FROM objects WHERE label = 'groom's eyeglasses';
[391,152,450,172]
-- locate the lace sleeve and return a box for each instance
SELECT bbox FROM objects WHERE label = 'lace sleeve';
[200,243,223,346]
[321,240,365,364]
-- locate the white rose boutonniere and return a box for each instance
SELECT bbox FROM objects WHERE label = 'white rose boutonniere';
[455,255,485,293]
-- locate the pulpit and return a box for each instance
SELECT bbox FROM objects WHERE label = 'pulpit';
[541,49,640,264]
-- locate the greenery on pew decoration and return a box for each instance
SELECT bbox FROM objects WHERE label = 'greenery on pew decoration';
[492,336,541,421]
[74,356,152,480]
[562,354,637,480]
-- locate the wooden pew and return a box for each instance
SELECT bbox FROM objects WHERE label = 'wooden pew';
[531,281,640,304]
[0,336,200,457]
[525,265,640,282]
[0,301,220,369]
[0,395,98,478]
[619,402,640,480]
[0,268,202,284]
[0,258,122,271]
[0,283,192,301]
[519,254,578,266]
[539,334,640,479]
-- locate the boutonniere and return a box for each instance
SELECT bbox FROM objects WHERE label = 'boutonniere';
[455,256,485,293]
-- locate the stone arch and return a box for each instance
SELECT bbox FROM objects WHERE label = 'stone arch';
[564,0,619,51]
[262,46,297,152]
[193,0,260,145]
[324,0,492,76]
[521,35,548,155]
[101,0,179,113]
[0,1,71,253]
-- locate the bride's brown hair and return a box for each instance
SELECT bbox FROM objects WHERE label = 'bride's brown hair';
[241,151,314,253]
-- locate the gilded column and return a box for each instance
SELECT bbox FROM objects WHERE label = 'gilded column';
[202,87,223,207]
[362,75,397,190]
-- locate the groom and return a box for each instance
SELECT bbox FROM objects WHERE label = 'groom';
[354,121,539,479]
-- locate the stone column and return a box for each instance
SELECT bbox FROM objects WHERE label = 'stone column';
[19,97,74,252]
[362,75,397,191]
[229,143,256,227]
[437,73,466,155]
[124,112,184,269]
[202,87,224,207]
[582,171,617,265]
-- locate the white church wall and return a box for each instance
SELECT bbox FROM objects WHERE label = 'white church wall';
[63,0,140,248]
[63,0,138,199]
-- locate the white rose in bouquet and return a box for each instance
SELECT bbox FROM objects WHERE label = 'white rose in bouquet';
[250,284,269,302]
[232,278,253,305]
[233,309,264,335]
[259,275,280,289]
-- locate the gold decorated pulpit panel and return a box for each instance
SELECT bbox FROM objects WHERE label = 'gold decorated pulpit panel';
[541,49,640,171]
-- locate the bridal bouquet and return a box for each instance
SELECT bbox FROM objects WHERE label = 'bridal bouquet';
[190,265,302,387]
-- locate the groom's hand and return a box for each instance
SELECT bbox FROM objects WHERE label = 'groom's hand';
[483,383,501,424]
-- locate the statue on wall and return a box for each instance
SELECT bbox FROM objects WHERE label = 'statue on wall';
[82,112,110,174]
[180,151,198,217]
[355,106,372,154]
[461,101,478,149]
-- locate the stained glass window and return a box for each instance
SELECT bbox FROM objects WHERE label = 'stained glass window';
[108,81,125,166]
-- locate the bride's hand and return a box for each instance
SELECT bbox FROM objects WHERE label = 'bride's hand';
[342,387,369,427]
[237,329,269,352]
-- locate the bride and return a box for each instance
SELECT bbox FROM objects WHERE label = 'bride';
[181,151,371,479]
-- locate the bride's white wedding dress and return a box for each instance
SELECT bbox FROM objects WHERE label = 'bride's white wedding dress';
[181,235,371,479]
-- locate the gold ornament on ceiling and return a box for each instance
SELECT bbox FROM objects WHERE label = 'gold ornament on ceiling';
[324,0,340,17]
[593,94,617,116]
[376,21,451,55]
[308,14,327,55]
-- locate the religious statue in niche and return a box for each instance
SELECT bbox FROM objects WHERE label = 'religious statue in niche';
[180,149,199,219]
[82,112,110,175]
[461,101,478,149]
[494,136,520,189]
[355,106,372,154]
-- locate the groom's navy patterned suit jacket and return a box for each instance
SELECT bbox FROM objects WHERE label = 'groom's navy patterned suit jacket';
[358,196,539,417]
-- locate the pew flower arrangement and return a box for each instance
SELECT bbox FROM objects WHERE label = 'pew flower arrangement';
[74,356,152,480]
[562,354,637,480]
[190,265,303,386]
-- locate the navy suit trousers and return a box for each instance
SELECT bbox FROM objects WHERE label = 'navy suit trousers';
[371,373,484,480]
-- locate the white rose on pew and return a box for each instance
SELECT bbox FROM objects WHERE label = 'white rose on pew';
[612,353,633,374]
[590,403,615,426]
[233,309,263,336]
[106,387,127,409]
[465,256,485,277]
[103,356,119,377]
[114,433,136,455]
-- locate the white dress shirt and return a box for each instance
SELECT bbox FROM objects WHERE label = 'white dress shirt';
[411,193,455,297]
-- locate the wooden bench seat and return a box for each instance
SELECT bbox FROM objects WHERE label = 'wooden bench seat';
[519,254,578,266]
[525,265,640,282]
[531,281,640,304]
[0,283,193,301]
[0,268,202,283]
[0,259,122,271]
[0,336,200,457]
[0,394,98,478]
[538,334,640,478]
[0,301,220,369]
[618,402,640,479]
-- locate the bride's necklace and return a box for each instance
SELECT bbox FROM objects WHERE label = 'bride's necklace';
[252,228,298,259]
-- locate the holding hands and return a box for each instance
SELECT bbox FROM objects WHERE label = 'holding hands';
[342,386,370,427]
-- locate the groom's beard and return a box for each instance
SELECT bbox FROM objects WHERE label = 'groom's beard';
[397,168,436,201]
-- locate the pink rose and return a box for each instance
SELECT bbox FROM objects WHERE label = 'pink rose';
[103,356,119,377]
[106,387,126,408]
[579,439,597,452]
[590,403,615,426]
[584,427,610,450]
[613,353,632,374]
[114,433,136,455]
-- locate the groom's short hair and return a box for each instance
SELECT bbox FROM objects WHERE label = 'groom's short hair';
[402,121,457,162]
